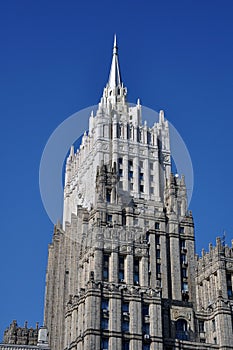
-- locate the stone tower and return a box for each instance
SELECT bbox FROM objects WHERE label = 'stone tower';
[43,37,233,350]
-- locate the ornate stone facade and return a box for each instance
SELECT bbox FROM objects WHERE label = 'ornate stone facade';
[43,37,233,350]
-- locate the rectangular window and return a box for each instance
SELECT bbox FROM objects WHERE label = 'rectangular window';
[142,345,150,350]
[129,160,133,168]
[180,239,186,249]
[156,249,161,259]
[156,264,161,274]
[129,170,133,179]
[119,168,123,177]
[150,162,153,170]
[182,282,188,292]
[122,320,129,333]
[119,256,125,282]
[155,222,160,230]
[103,255,109,281]
[155,234,160,245]
[122,302,129,313]
[101,299,109,311]
[179,226,185,234]
[182,268,187,278]
[150,175,154,182]
[139,172,144,180]
[134,258,140,285]
[199,320,205,333]
[118,157,123,164]
[106,189,111,203]
[101,318,109,330]
[140,160,144,168]
[150,187,154,194]
[107,214,112,222]
[212,319,216,332]
[101,338,109,350]
[140,185,144,192]
[143,323,150,334]
[142,303,149,317]
[130,182,133,190]
[122,340,130,350]
[181,254,187,264]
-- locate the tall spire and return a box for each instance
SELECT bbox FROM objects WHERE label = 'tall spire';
[108,34,122,89]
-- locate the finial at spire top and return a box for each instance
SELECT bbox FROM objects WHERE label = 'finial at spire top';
[108,34,122,89]
[113,34,117,54]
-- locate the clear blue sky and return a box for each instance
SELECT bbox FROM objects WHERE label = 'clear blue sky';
[1,0,233,339]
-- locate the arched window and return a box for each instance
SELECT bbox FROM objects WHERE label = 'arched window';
[176,319,189,340]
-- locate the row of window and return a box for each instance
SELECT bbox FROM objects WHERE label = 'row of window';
[101,338,150,350]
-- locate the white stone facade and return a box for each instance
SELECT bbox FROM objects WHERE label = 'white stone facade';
[43,38,233,350]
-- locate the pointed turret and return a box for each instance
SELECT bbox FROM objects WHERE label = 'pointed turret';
[108,34,122,89]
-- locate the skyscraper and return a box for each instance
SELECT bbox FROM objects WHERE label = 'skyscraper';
[2,37,232,350]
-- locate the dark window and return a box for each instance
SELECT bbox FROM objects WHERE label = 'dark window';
[214,337,217,344]
[140,185,144,192]
[156,264,161,274]
[107,214,112,222]
[122,302,129,313]
[139,172,144,180]
[179,226,185,234]
[212,319,216,332]
[143,323,150,335]
[181,254,186,264]
[122,340,130,350]
[106,189,111,203]
[199,320,205,332]
[119,157,123,165]
[143,345,150,350]
[119,168,123,177]
[103,255,109,281]
[134,258,140,285]
[182,281,188,292]
[101,318,109,330]
[176,319,189,340]
[119,256,125,281]
[101,338,109,349]
[129,160,133,167]
[180,239,186,249]
[156,250,160,259]
[155,235,160,245]
[122,320,129,333]
[150,162,153,170]
[142,303,149,317]
[155,222,160,230]
[129,170,133,179]
[101,299,109,311]
[182,268,187,278]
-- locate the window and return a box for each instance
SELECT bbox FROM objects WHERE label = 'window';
[214,337,217,344]
[129,160,133,168]
[102,299,109,311]
[122,302,129,313]
[150,187,154,194]
[180,239,186,249]
[155,222,160,230]
[107,214,112,222]
[155,234,160,245]
[199,320,205,333]
[129,170,133,179]
[142,303,149,317]
[119,256,125,282]
[119,157,123,165]
[150,162,153,170]
[106,189,111,203]
[134,258,140,285]
[139,172,144,181]
[212,319,216,332]
[181,254,187,264]
[140,160,144,168]
[182,282,188,292]
[130,183,133,190]
[119,169,123,177]
[143,345,150,350]
[122,320,129,333]
[156,264,161,274]
[103,255,109,281]
[176,319,189,340]
[182,268,187,278]
[150,175,154,182]
[143,323,150,335]
[227,273,233,299]
[156,250,160,259]
[122,340,130,350]
[101,318,109,330]
[179,226,185,234]
[101,338,109,349]
[140,185,144,192]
